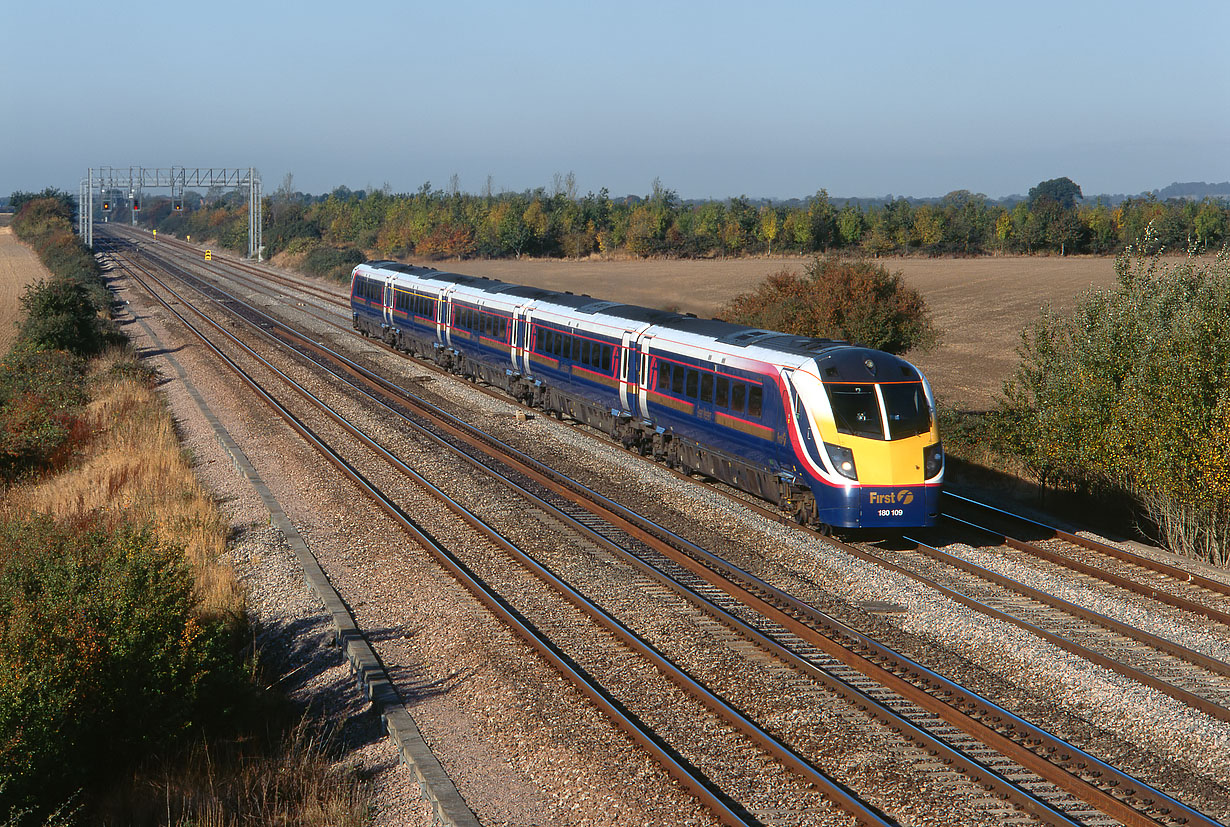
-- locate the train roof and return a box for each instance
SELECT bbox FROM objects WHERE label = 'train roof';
[356,260,896,369]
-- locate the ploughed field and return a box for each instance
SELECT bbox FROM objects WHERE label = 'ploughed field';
[458,255,1121,411]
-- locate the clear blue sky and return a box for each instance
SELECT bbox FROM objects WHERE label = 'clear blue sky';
[3,0,1227,201]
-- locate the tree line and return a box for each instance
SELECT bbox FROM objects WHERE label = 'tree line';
[139,176,1230,263]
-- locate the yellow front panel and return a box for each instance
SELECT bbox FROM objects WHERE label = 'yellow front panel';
[848,431,933,485]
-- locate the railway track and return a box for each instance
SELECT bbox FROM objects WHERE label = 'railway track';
[97,227,1230,825]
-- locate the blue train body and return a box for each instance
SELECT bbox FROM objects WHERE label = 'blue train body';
[351,261,942,530]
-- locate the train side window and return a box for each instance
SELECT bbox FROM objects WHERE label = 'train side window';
[553,331,563,356]
[685,369,698,398]
[700,373,714,403]
[570,335,580,362]
[656,362,670,391]
[500,318,507,341]
[601,345,612,372]
[715,376,729,409]
[748,385,763,417]
[672,365,685,394]
[730,382,746,413]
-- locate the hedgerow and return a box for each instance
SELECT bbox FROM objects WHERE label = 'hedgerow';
[997,240,1230,562]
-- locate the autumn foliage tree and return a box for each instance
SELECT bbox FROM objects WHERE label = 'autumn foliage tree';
[718,257,940,355]
[996,243,1230,563]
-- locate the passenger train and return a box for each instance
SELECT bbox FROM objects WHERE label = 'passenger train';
[351,260,943,530]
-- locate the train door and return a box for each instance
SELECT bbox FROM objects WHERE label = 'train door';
[382,280,394,329]
[619,330,638,414]
[433,288,446,344]
[512,305,530,374]
[441,288,456,347]
[636,334,653,419]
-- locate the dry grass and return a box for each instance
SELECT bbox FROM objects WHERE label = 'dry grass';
[102,718,371,827]
[3,348,241,621]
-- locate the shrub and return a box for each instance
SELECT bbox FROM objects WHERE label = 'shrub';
[301,244,364,283]
[0,348,87,480]
[997,243,1230,563]
[0,515,249,820]
[718,256,940,355]
[15,278,106,357]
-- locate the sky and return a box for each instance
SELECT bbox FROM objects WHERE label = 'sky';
[3,0,1228,201]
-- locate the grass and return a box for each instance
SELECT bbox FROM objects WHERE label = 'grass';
[1,346,372,826]
[3,349,240,621]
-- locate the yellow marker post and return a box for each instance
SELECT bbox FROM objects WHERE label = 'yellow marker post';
[152,229,156,237]
[186,235,191,242]
[205,250,212,261]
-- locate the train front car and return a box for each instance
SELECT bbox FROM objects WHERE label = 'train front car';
[784,348,942,530]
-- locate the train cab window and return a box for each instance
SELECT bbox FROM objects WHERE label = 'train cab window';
[748,385,763,417]
[715,376,729,409]
[700,373,714,404]
[656,362,670,391]
[827,383,883,438]
[685,369,698,398]
[730,383,746,413]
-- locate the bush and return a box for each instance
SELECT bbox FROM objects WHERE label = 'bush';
[301,243,365,283]
[15,279,106,357]
[0,348,87,480]
[0,515,249,820]
[998,243,1230,562]
[718,256,940,355]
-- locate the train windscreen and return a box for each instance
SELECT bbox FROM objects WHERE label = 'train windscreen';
[881,381,932,439]
[826,383,883,439]
[826,381,931,440]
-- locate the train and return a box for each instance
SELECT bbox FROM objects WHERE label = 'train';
[351,260,943,531]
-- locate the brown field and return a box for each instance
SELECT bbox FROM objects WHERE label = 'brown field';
[432,255,1121,410]
[0,225,51,351]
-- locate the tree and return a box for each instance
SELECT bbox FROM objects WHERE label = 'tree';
[836,206,864,247]
[1195,199,1227,249]
[758,206,779,255]
[1028,177,1083,210]
[718,257,940,355]
[807,190,837,252]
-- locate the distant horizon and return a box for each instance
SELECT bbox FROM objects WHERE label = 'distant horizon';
[6,175,1230,209]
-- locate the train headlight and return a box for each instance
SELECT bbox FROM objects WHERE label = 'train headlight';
[924,442,944,479]
[824,443,858,480]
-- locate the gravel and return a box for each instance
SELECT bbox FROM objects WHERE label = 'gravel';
[111,253,1230,825]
